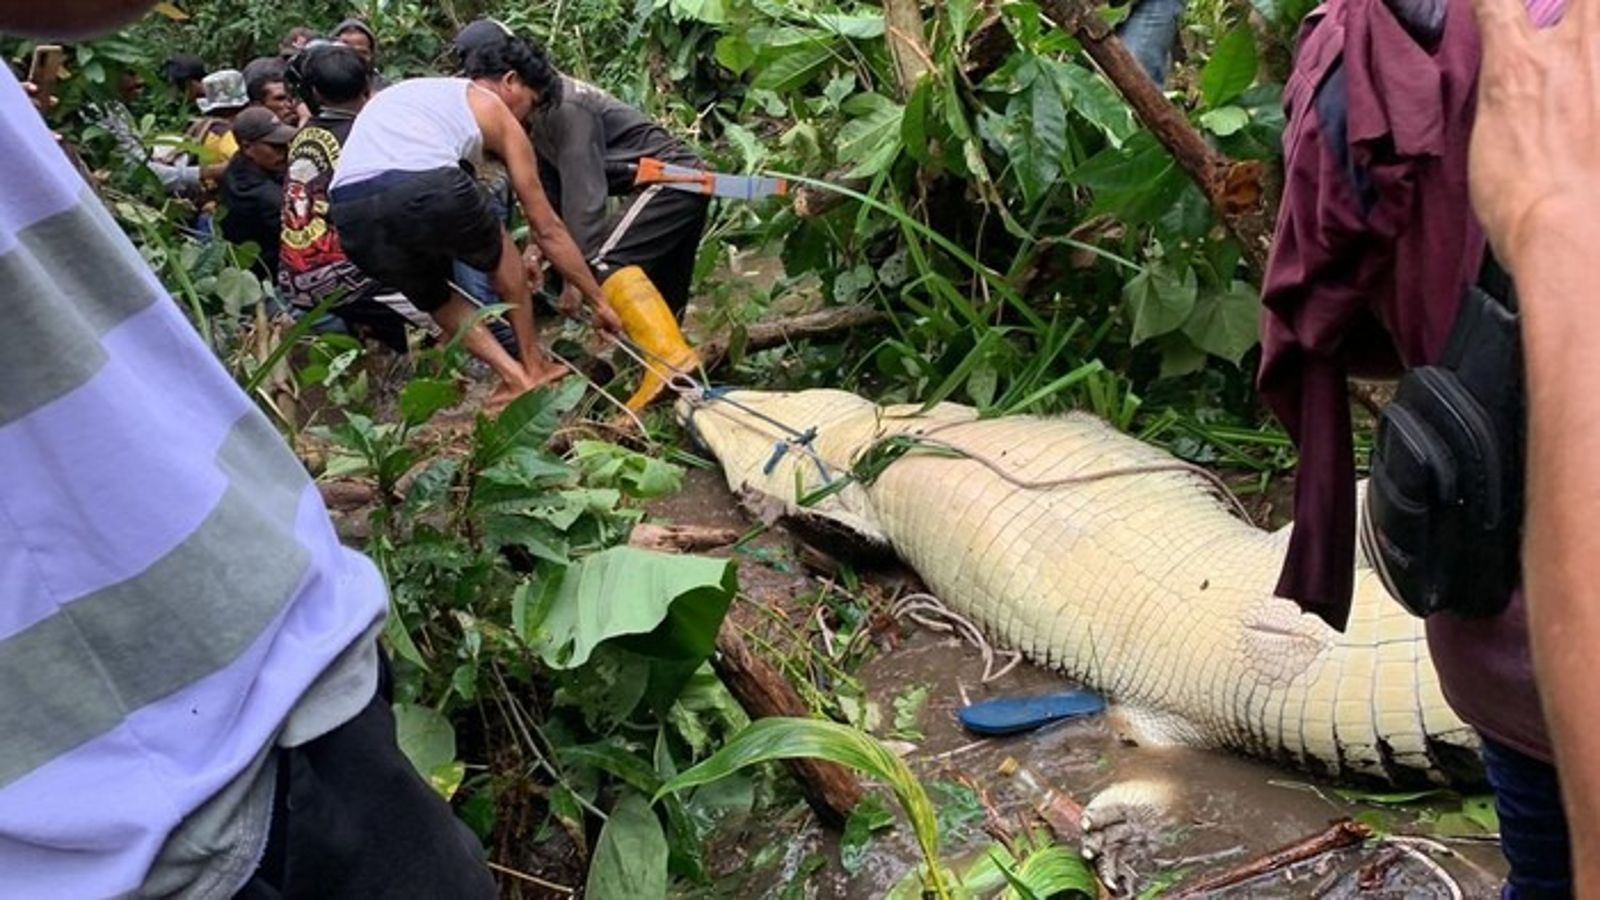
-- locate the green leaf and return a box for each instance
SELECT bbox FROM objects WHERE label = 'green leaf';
[1123,263,1198,344]
[393,703,456,792]
[529,547,736,670]
[891,685,929,740]
[427,761,466,800]
[1001,63,1068,207]
[714,35,757,74]
[1181,279,1260,363]
[812,12,885,37]
[656,718,950,897]
[901,78,933,164]
[841,794,895,874]
[670,0,725,24]
[1000,845,1096,899]
[586,794,669,900]
[215,267,262,314]
[473,379,584,467]
[1052,59,1135,145]
[384,606,429,670]
[399,377,460,427]
[1199,105,1250,136]
[837,94,905,178]
[1156,334,1208,379]
[752,43,836,93]
[1200,26,1258,108]
[1462,794,1500,833]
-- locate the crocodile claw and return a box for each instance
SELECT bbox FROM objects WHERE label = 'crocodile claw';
[1080,779,1176,895]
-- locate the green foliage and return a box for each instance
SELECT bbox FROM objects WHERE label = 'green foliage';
[588,794,670,900]
[659,717,953,897]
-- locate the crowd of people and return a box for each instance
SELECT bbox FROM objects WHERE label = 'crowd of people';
[46,14,711,412]
[6,0,1600,896]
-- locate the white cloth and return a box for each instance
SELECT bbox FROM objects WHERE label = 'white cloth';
[331,78,484,189]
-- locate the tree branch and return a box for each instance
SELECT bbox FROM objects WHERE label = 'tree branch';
[1037,0,1275,277]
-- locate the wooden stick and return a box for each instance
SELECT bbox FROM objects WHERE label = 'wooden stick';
[1168,819,1372,897]
[710,622,864,827]
[697,304,888,371]
[1036,0,1276,277]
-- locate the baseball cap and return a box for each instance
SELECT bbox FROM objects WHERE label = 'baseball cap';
[452,18,513,64]
[197,69,248,113]
[232,107,297,145]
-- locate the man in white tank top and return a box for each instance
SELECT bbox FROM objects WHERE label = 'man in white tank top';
[328,40,620,409]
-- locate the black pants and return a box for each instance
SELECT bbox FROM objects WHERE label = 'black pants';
[590,185,710,313]
[235,659,495,898]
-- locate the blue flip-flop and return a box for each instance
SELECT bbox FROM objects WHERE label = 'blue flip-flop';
[957,689,1106,735]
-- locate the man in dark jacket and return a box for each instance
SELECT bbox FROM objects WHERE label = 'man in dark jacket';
[219,106,293,279]
[455,19,707,410]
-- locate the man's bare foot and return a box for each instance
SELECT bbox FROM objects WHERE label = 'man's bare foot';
[484,362,570,414]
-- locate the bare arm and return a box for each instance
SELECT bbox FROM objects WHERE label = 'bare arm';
[1468,0,1600,885]
[470,89,616,326]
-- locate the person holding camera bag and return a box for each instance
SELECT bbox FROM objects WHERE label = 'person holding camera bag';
[1258,0,1572,893]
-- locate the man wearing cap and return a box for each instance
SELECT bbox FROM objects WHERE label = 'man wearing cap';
[220,106,295,280]
[189,68,248,163]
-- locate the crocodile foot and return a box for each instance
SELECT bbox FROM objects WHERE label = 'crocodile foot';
[1080,779,1176,895]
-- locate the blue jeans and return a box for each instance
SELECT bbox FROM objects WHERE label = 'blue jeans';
[1481,736,1572,899]
[1117,0,1186,86]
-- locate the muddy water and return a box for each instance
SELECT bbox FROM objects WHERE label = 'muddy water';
[652,469,1507,898]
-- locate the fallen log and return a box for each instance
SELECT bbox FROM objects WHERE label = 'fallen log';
[710,622,864,827]
[627,523,742,553]
[697,304,887,371]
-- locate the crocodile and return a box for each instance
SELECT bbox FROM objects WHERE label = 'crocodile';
[681,388,1482,786]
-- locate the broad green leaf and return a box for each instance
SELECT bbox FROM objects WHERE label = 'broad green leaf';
[398,377,460,427]
[393,703,456,790]
[1005,71,1068,207]
[561,741,707,880]
[473,379,584,467]
[1199,105,1250,136]
[1123,264,1198,344]
[657,718,950,897]
[948,0,975,43]
[670,0,725,23]
[812,12,885,37]
[1200,26,1258,108]
[1181,279,1260,363]
[837,96,905,178]
[752,43,836,92]
[841,793,895,874]
[529,546,736,670]
[1051,59,1135,145]
[215,267,262,314]
[714,34,756,74]
[587,794,668,900]
[1000,845,1096,899]
[1068,130,1172,193]
[1156,333,1208,379]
